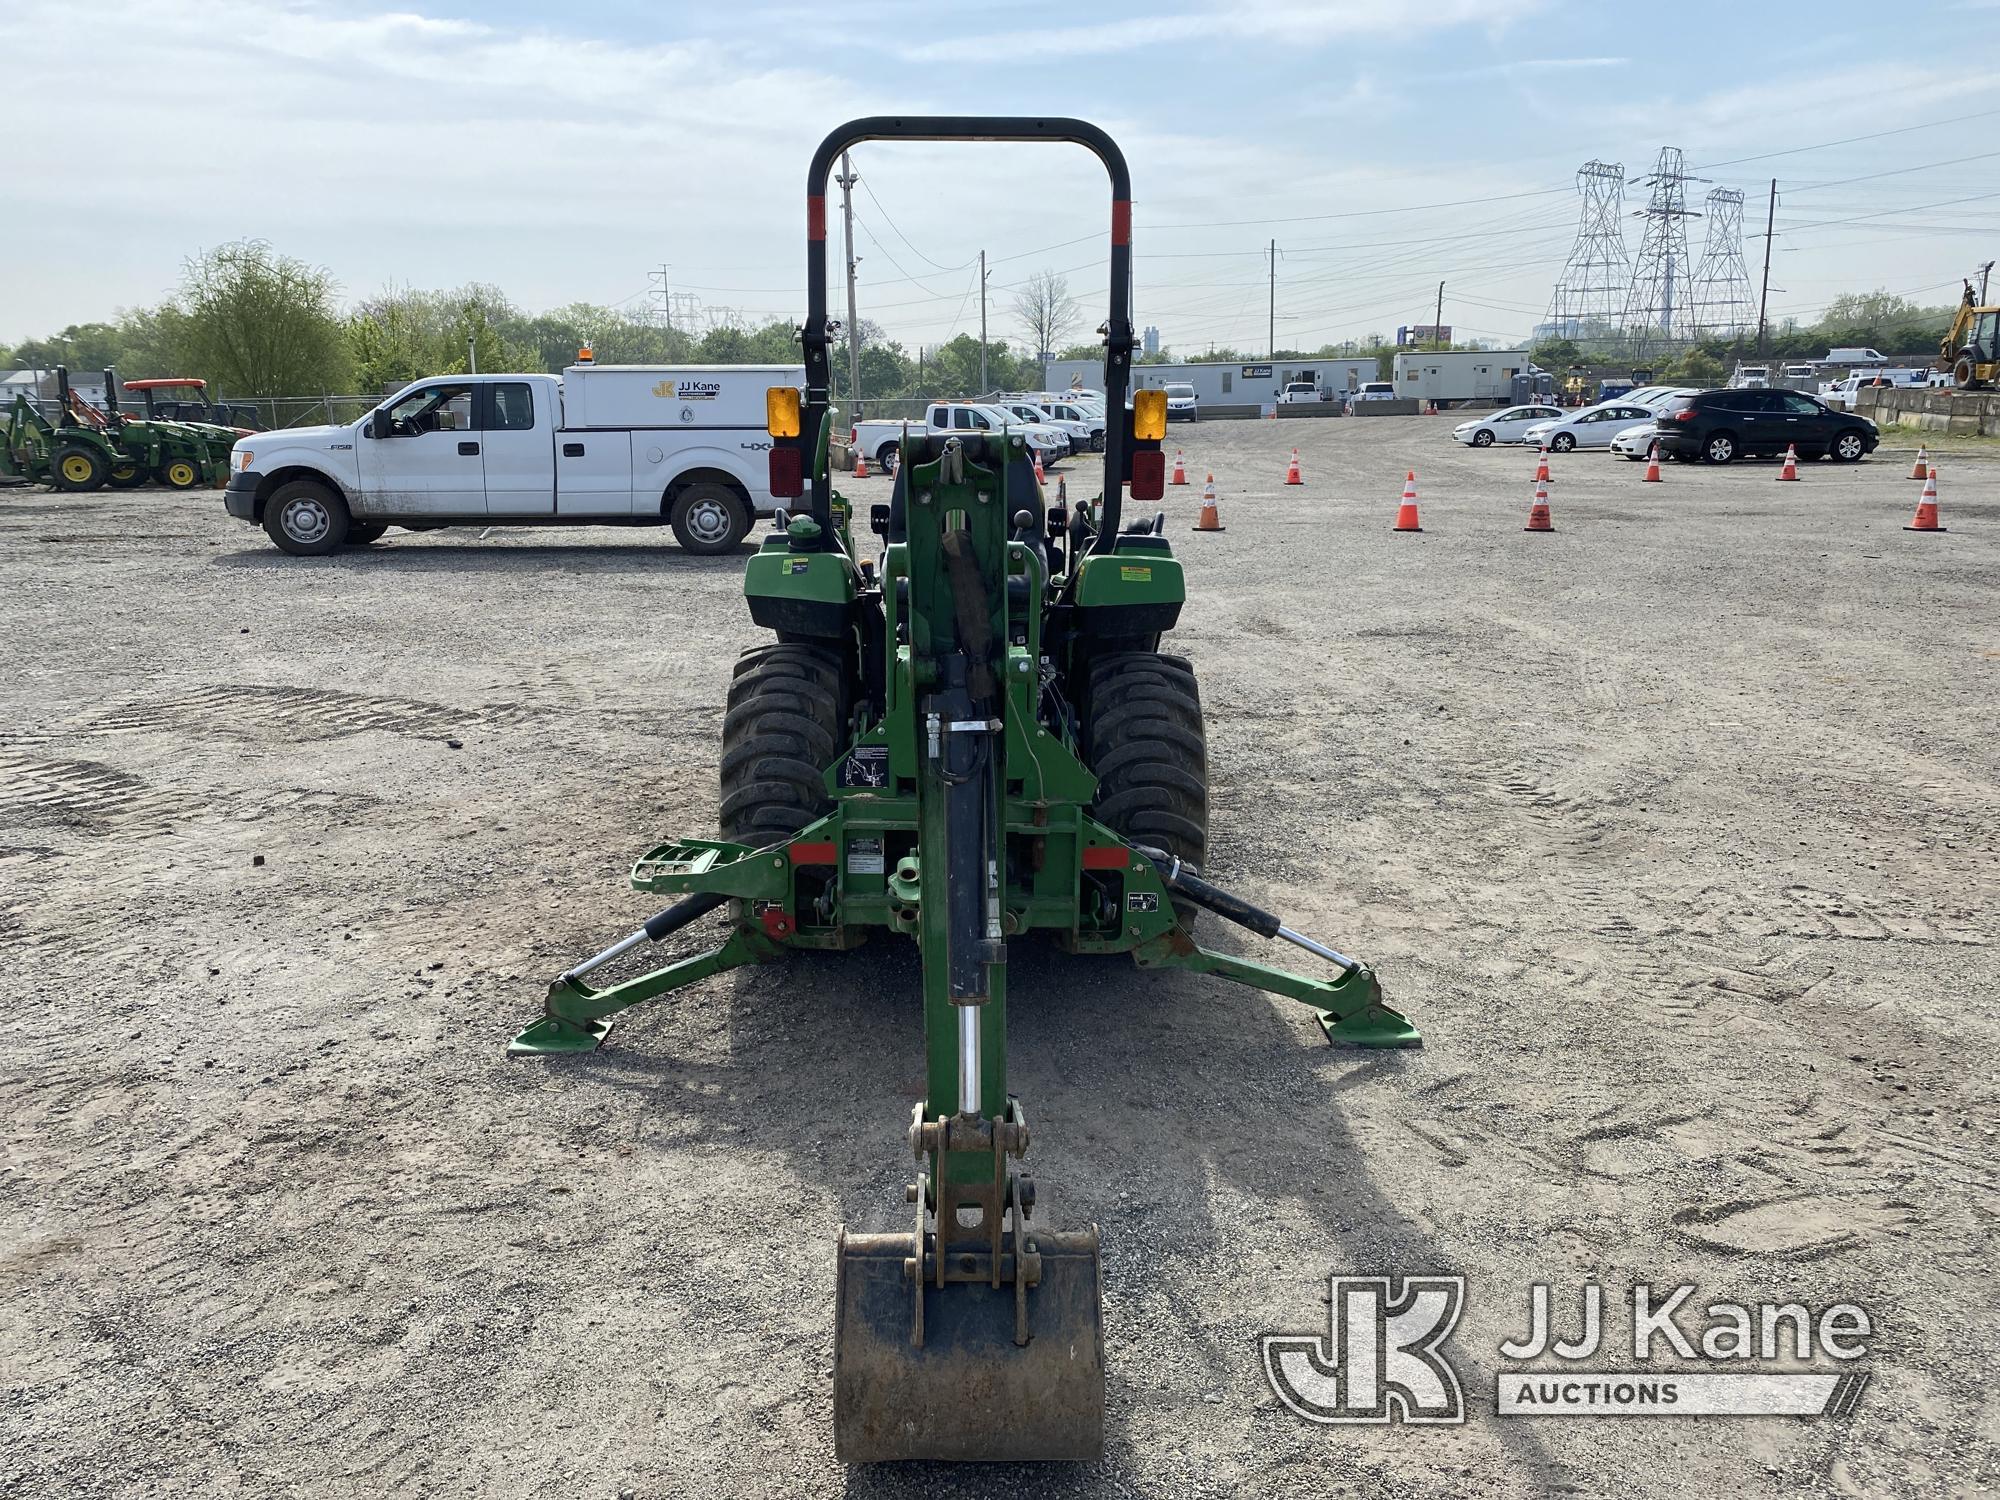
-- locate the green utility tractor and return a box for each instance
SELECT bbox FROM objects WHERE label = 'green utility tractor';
[99,368,232,489]
[514,117,1419,1464]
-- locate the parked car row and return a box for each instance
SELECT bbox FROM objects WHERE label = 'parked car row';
[1452,383,1880,466]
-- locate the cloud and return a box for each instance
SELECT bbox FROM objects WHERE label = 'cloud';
[892,0,1540,64]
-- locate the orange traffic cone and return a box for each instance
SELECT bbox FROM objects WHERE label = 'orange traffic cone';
[1525,477,1554,533]
[1284,448,1303,485]
[1909,446,1931,480]
[1905,466,1945,532]
[888,446,900,477]
[1534,446,1552,484]
[1170,449,1188,485]
[1642,440,1663,483]
[1033,450,1046,485]
[854,449,869,479]
[1393,471,1423,532]
[1193,475,1224,531]
[1776,444,1799,481]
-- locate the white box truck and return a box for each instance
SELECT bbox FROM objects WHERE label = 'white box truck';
[1391,350,1532,407]
[223,362,802,555]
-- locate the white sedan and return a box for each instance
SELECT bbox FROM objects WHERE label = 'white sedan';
[1609,422,1663,460]
[1451,404,1562,447]
[1521,402,1659,453]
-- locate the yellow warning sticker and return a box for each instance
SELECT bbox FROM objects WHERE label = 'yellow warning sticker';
[1120,565,1152,582]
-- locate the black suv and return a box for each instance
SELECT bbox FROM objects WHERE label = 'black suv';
[1655,388,1878,465]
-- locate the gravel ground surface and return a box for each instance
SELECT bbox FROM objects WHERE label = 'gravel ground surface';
[3,415,1994,1498]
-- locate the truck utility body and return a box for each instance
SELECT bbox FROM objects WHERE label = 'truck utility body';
[1391,349,1532,407]
[224,363,800,556]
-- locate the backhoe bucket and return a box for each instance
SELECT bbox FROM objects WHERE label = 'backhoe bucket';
[833,1227,1105,1462]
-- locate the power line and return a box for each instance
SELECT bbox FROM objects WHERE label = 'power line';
[1692,106,2000,171]
[855,175,977,273]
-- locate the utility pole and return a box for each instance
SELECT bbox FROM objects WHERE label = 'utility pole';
[1435,280,1445,345]
[1268,239,1277,358]
[657,263,673,338]
[979,250,989,392]
[1756,178,1776,356]
[467,337,477,374]
[837,152,862,418]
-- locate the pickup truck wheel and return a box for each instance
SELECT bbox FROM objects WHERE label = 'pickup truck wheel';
[263,479,349,556]
[345,522,388,545]
[670,482,749,554]
[52,445,108,492]
[875,440,900,472]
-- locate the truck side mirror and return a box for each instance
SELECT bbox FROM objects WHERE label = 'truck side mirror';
[367,409,390,439]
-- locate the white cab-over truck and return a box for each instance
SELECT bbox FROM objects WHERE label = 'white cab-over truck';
[849,403,1067,473]
[225,363,801,556]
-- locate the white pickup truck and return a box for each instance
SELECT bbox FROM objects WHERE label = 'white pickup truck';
[849,402,1067,473]
[223,362,800,555]
[992,398,1102,453]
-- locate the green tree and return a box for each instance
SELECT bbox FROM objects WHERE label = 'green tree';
[1531,336,1583,369]
[172,240,348,397]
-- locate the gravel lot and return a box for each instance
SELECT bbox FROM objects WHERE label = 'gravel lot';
[3,414,1994,1498]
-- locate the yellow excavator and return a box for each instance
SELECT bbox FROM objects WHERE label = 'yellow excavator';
[1938,278,1998,389]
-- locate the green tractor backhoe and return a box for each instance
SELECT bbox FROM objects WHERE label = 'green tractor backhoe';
[514,117,1419,1463]
[2,368,127,491]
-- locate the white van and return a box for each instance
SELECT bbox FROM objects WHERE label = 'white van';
[224,363,800,555]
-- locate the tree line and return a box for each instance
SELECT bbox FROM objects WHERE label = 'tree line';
[4,239,1960,403]
[0,240,1070,404]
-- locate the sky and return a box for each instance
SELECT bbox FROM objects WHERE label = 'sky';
[3,0,1998,355]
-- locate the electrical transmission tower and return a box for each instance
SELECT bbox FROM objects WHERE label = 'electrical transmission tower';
[1545,161,1629,353]
[1621,147,1703,356]
[1687,187,1754,342]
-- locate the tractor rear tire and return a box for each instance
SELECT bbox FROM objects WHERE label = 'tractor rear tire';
[1083,652,1208,918]
[719,642,851,847]
[52,445,108,493]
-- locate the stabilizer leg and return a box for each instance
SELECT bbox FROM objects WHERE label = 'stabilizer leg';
[509,925,779,1057]
[1133,931,1421,1048]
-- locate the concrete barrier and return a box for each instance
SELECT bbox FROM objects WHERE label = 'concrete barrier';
[1348,398,1424,417]
[1274,404,1347,420]
[1856,385,2000,437]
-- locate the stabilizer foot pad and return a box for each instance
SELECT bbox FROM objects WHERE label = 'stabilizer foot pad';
[507,1015,613,1057]
[1319,1003,1422,1049]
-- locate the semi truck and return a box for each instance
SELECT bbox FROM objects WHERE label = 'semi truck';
[1390,349,1534,407]
[223,362,800,556]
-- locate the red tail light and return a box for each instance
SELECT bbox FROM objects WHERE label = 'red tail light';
[1674,409,1695,422]
[1129,449,1165,502]
[848,426,857,444]
[769,447,804,498]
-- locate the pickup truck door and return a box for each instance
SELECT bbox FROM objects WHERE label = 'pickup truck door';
[482,380,555,516]
[357,381,486,515]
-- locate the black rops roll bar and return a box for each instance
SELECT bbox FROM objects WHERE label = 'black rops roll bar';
[803,117,1135,553]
